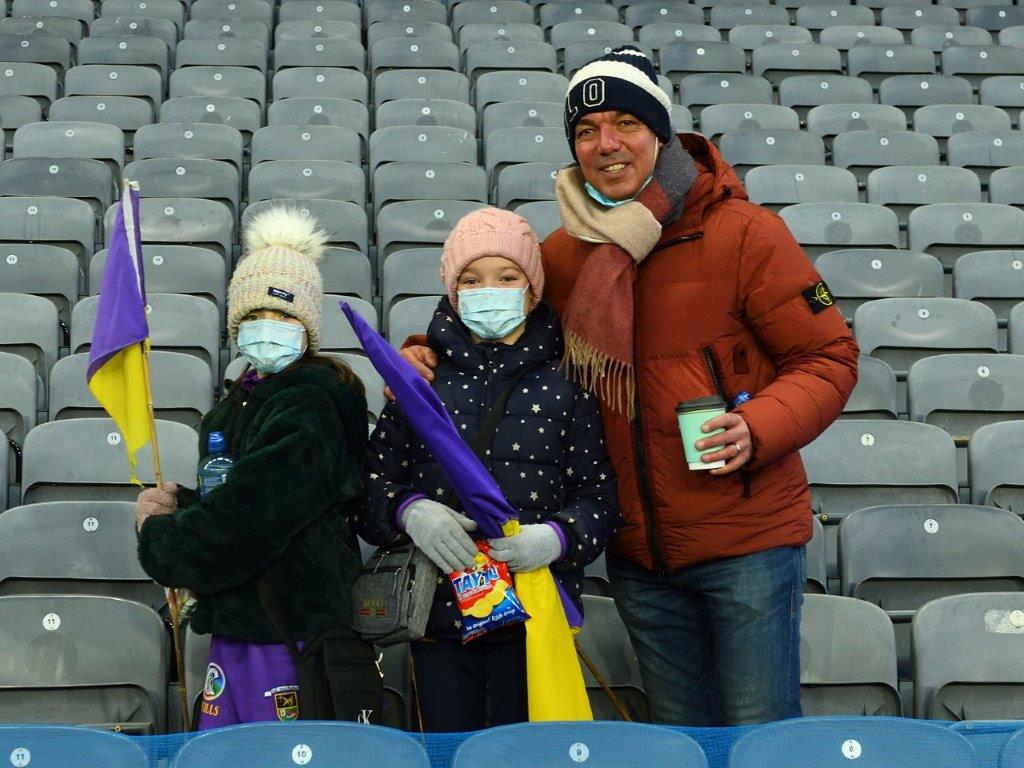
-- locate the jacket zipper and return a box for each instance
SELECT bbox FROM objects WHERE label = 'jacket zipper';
[651,231,703,254]
[702,346,753,498]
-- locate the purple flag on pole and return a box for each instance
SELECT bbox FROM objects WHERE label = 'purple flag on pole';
[339,301,583,627]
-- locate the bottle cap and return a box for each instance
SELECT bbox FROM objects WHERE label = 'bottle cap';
[208,431,226,454]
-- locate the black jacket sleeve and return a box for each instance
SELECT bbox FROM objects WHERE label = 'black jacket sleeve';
[137,384,365,592]
[548,388,621,571]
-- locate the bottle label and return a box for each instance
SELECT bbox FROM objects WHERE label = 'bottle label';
[199,473,228,498]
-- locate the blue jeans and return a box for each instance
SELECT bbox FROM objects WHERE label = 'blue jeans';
[607,545,805,726]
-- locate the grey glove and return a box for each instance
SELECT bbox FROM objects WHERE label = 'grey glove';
[488,523,562,573]
[400,498,479,573]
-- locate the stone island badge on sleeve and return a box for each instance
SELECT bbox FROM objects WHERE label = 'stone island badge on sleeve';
[802,281,835,314]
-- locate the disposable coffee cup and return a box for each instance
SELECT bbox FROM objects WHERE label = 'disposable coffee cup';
[676,395,727,471]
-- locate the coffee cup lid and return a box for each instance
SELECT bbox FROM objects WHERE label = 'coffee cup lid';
[675,395,727,414]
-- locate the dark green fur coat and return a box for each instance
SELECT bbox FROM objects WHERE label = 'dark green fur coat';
[137,359,368,642]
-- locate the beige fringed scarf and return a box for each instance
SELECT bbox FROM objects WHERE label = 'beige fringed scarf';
[556,138,697,418]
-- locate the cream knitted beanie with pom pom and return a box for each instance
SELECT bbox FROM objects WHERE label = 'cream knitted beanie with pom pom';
[228,208,327,351]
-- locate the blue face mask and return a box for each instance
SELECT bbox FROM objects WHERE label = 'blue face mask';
[457,287,527,341]
[584,171,655,208]
[237,319,306,374]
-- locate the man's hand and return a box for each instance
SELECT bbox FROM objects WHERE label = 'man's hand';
[385,345,439,401]
[695,413,752,476]
[136,482,178,531]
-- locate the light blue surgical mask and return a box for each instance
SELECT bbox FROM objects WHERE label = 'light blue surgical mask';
[584,171,655,208]
[237,319,306,374]
[457,287,527,341]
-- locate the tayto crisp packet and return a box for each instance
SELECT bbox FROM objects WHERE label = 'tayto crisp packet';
[449,541,530,643]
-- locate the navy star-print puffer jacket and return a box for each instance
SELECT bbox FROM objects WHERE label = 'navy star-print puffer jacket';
[355,297,620,640]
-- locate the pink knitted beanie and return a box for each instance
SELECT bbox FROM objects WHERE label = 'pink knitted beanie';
[440,207,545,311]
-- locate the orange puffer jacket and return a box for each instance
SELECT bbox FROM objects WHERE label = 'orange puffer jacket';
[541,133,859,573]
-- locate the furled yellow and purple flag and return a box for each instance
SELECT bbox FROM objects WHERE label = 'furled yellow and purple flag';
[86,180,152,483]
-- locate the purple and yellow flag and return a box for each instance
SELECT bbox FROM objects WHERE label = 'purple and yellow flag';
[87,180,152,483]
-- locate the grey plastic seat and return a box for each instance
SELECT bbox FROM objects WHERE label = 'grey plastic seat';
[374,69,470,106]
[338,352,386,421]
[104,197,234,260]
[730,24,814,51]
[1012,303,1024,354]
[321,294,379,354]
[550,21,634,53]
[49,351,213,429]
[848,44,936,88]
[191,0,274,29]
[369,126,476,177]
[806,104,907,140]
[21,417,197,504]
[638,23,721,50]
[805,516,828,594]
[366,0,446,27]
[752,44,843,87]
[370,38,455,80]
[48,96,154,133]
[799,594,900,716]
[912,593,1024,719]
[65,65,162,110]
[969,420,1024,512]
[122,158,239,220]
[538,3,620,31]
[76,37,170,79]
[266,98,369,147]
[73,293,221,377]
[0,62,58,108]
[796,5,876,32]
[174,39,269,74]
[187,19,271,45]
[317,247,371,300]
[968,6,1024,31]
[169,66,267,109]
[680,75,773,111]
[473,71,566,111]
[908,203,1024,270]
[374,163,487,221]
[91,243,226,316]
[574,595,649,721]
[0,34,70,76]
[671,105,694,132]
[832,130,940,185]
[718,129,826,180]
[948,130,1024,185]
[272,67,368,103]
[375,99,476,133]
[627,3,706,29]
[712,4,791,29]
[815,249,944,323]
[866,166,981,226]
[484,127,571,192]
[495,162,560,208]
[248,160,364,206]
[660,41,746,84]
[913,104,1012,143]
[11,0,92,28]
[3,16,84,49]
[386,295,444,349]
[279,1,360,25]
[998,25,1024,50]
[911,25,993,53]
[13,121,125,172]
[881,5,960,31]
[275,20,360,45]
[452,1,534,31]
[564,42,658,79]
[457,23,543,56]
[980,76,1024,121]
[841,355,899,419]
[133,123,244,173]
[242,199,368,255]
[0,196,95,269]
[0,594,168,733]
[780,202,898,260]
[90,18,179,50]
[942,45,1024,88]
[0,157,115,216]
[0,349,37,466]
[954,250,1024,325]
[778,76,874,119]
[377,200,487,267]
[517,199,562,240]
[879,75,975,124]
[158,97,262,144]
[819,26,904,51]
[381,247,446,312]
[854,297,999,378]
[0,96,40,148]
[251,125,360,166]
[745,165,858,211]
[0,501,163,609]
[481,101,563,138]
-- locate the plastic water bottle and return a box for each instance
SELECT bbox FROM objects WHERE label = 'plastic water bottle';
[197,431,234,498]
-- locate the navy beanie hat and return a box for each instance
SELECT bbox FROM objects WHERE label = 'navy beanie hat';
[563,45,673,160]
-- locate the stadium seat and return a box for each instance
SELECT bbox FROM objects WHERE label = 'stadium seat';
[173,721,431,768]
[1011,303,1024,353]
[805,516,828,594]
[14,121,125,174]
[778,75,874,120]
[189,19,271,45]
[550,20,634,53]
[854,297,999,378]
[376,199,487,267]
[564,42,659,78]
[718,129,826,180]
[517,199,562,240]
[175,39,270,75]
[11,0,92,31]
[77,37,171,80]
[274,19,360,44]
[731,24,814,51]
[123,158,239,221]
[243,199,368,255]
[387,295,443,349]
[866,166,981,225]
[539,2,621,31]
[969,420,1024,512]
[779,202,899,260]
[819,26,904,51]
[453,722,706,768]
[248,159,364,207]
[799,594,900,716]
[50,351,213,429]
[0,196,95,280]
[495,162,561,208]
[990,166,1024,206]
[457,23,545,56]
[374,162,487,222]
[796,5,876,33]
[466,40,559,83]
[374,69,470,106]
[841,355,899,420]
[272,67,368,103]
[0,19,84,49]
[911,25,993,54]
[133,123,244,173]
[266,98,369,150]
[660,41,746,85]
[908,203,1024,269]
[679,74,773,112]
[339,352,387,422]
[251,125,360,166]
[366,0,446,27]
[454,2,535,31]
[0,35,71,77]
[1004,731,1024,768]
[90,18,180,51]
[158,97,263,145]
[0,594,168,732]
[912,593,1024,719]
[105,197,235,261]
[0,292,59,404]
[980,76,1024,124]
[953,250,1024,326]
[473,71,567,112]
[481,101,563,137]
[0,96,40,148]
[370,38,457,80]
[375,99,476,132]
[0,350,35,498]
[369,125,476,177]
[321,294,379,354]
[731,717,975,767]
[169,66,268,110]
[806,104,907,141]
[698,103,799,137]
[484,127,571,192]
[882,5,960,31]
[0,725,149,765]
[879,74,974,124]
[279,1,361,25]
[48,96,154,133]
[0,501,165,610]
[65,65,163,111]
[627,3,706,29]
[815,249,944,323]
[0,62,59,109]
[190,0,274,29]
[318,247,372,300]
[752,44,843,87]
[948,130,1024,185]
[971,6,1024,31]
[832,130,940,185]
[913,104,1013,144]
[848,44,936,89]
[638,23,721,51]
[0,241,80,324]
[712,4,791,30]
[745,165,858,210]
[942,45,1024,89]
[575,595,650,721]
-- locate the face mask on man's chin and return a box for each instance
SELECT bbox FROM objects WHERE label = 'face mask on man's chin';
[583,141,662,208]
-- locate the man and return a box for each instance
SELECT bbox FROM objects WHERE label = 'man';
[401,46,858,725]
